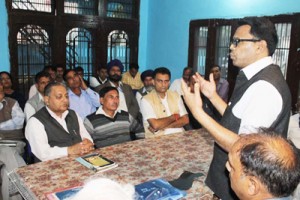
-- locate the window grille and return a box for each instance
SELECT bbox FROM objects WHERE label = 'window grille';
[107,0,133,19]
[273,23,292,78]
[107,30,130,71]
[214,25,231,79]
[64,0,97,15]
[193,27,208,75]
[17,25,51,97]
[66,28,93,80]
[12,0,52,13]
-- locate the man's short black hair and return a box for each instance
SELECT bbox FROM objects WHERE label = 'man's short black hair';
[99,86,119,98]
[63,69,75,81]
[210,64,221,70]
[74,66,84,72]
[153,67,171,80]
[35,71,50,83]
[129,63,139,70]
[43,65,56,72]
[0,71,13,81]
[238,17,278,56]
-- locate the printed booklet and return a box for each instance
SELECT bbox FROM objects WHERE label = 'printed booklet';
[75,153,118,172]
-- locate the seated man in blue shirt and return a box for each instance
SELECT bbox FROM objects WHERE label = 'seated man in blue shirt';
[226,132,300,200]
[63,69,100,119]
[84,86,138,148]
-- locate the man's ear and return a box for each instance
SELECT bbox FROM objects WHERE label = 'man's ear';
[44,96,49,106]
[100,97,103,105]
[248,176,260,196]
[256,40,267,54]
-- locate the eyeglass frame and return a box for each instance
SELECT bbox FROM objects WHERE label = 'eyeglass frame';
[230,38,261,47]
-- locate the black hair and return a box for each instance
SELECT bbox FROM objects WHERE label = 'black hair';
[210,64,221,70]
[63,69,75,81]
[238,17,278,56]
[183,67,193,73]
[129,63,139,70]
[74,66,84,72]
[239,134,300,197]
[153,67,171,80]
[35,71,50,83]
[43,65,56,72]
[0,71,13,81]
[99,86,118,98]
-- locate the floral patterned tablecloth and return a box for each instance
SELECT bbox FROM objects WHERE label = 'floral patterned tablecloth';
[9,129,214,200]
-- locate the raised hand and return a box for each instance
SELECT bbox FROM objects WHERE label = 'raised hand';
[181,79,203,118]
[194,73,216,100]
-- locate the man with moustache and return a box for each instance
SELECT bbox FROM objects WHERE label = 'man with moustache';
[94,59,140,119]
[182,17,291,199]
[24,71,50,121]
[84,86,134,148]
[64,69,100,119]
[25,82,94,162]
[135,69,154,107]
[140,67,189,138]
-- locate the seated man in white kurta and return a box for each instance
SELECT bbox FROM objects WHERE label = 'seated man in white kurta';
[140,67,189,138]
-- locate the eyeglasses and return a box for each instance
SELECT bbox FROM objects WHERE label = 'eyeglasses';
[231,38,261,47]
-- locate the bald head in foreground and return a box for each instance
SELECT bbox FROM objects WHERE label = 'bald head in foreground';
[226,133,300,200]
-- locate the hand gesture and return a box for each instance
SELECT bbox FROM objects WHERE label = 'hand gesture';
[78,75,88,90]
[181,78,203,117]
[194,73,216,100]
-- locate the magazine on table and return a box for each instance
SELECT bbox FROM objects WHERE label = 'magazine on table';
[75,153,118,172]
[135,178,187,200]
[45,185,82,200]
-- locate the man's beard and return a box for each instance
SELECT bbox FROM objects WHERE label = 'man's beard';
[109,74,122,82]
[145,85,154,93]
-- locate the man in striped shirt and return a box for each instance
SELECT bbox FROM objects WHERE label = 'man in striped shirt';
[84,86,137,148]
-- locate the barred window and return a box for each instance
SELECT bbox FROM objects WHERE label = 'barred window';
[17,25,51,96]
[107,0,134,19]
[193,27,208,75]
[66,28,93,80]
[214,25,231,79]
[273,23,292,78]
[64,0,97,15]
[107,30,130,71]
[12,0,52,13]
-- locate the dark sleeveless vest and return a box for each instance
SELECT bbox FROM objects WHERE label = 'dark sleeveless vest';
[205,64,291,200]
[33,107,82,148]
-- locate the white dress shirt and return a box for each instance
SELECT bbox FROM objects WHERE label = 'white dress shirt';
[232,57,283,134]
[25,107,93,161]
[108,81,128,112]
[169,78,183,96]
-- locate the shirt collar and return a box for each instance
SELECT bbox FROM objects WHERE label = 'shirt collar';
[38,92,44,102]
[109,81,123,88]
[95,106,120,118]
[99,77,107,83]
[242,56,273,80]
[46,106,69,120]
